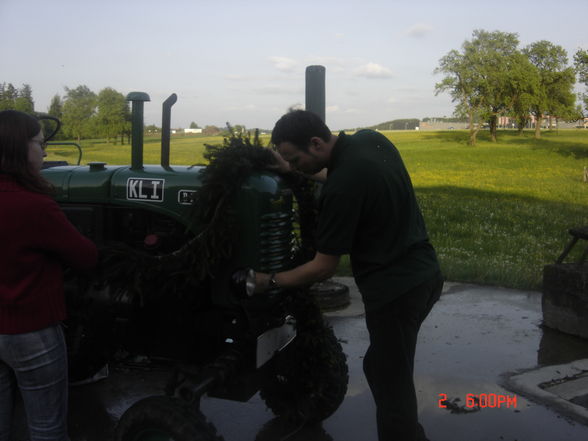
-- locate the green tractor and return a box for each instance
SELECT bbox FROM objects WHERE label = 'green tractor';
[41,67,348,441]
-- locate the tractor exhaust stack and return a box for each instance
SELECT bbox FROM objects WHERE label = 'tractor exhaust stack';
[161,93,177,168]
[305,65,326,122]
[126,92,151,171]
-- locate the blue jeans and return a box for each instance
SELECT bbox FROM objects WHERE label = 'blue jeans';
[0,324,70,441]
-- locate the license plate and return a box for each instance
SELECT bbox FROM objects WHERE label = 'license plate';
[256,317,296,368]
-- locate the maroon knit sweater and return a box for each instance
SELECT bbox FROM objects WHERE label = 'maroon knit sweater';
[0,174,98,334]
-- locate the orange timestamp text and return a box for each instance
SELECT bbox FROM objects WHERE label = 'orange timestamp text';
[438,393,518,409]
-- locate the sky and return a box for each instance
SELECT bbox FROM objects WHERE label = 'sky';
[1,0,587,131]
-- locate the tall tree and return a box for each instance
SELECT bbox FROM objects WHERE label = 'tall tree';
[574,49,588,115]
[48,94,63,119]
[508,55,540,134]
[14,84,34,113]
[39,94,65,141]
[435,30,529,144]
[0,83,34,113]
[62,85,97,142]
[96,87,128,143]
[436,48,482,145]
[463,30,524,142]
[0,83,18,111]
[523,41,577,139]
[203,125,221,136]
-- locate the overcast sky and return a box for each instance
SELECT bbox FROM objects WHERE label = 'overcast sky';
[2,0,587,130]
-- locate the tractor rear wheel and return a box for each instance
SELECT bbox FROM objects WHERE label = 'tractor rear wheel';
[115,396,223,441]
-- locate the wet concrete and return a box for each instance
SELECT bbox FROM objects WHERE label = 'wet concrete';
[12,279,588,440]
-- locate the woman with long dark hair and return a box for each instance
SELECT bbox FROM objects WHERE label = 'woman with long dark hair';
[0,110,98,441]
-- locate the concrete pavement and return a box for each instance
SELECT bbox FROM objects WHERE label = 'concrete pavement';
[11,278,588,440]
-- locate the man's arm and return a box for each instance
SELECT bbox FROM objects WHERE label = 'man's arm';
[254,252,340,293]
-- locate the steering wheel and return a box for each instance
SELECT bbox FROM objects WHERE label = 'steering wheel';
[36,114,62,142]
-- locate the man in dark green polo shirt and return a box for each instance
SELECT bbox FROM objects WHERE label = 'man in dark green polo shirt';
[255,110,443,441]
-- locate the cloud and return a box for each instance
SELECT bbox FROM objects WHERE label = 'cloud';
[406,23,433,38]
[306,56,347,73]
[253,85,300,95]
[269,56,298,72]
[326,105,362,116]
[225,104,257,111]
[224,74,249,81]
[354,62,394,79]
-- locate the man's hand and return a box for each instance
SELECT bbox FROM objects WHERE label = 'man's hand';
[267,149,292,174]
[254,252,340,293]
[267,149,327,182]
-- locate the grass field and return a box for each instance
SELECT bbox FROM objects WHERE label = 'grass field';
[46,129,588,291]
[392,129,587,290]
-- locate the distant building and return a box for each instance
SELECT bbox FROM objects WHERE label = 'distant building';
[184,128,203,134]
[420,115,588,130]
[499,115,587,129]
[419,120,468,130]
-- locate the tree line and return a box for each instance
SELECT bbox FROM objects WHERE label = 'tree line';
[0,83,35,113]
[0,83,131,144]
[0,83,238,141]
[50,86,131,143]
[435,30,588,145]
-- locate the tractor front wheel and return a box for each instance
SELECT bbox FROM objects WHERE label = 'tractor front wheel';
[260,292,349,424]
[115,396,223,441]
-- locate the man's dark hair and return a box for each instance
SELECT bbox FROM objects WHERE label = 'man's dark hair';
[271,110,331,152]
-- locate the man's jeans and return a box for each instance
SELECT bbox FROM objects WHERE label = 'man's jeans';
[0,324,69,441]
[363,272,444,441]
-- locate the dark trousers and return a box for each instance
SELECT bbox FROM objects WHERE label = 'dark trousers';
[363,272,443,441]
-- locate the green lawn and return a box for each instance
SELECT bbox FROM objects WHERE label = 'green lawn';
[46,134,215,166]
[387,129,587,290]
[46,129,588,291]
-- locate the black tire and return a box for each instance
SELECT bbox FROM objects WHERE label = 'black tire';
[115,396,224,441]
[260,291,348,424]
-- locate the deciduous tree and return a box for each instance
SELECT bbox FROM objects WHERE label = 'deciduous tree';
[40,94,65,141]
[14,84,34,113]
[435,31,493,145]
[464,30,524,142]
[0,83,34,113]
[62,85,97,142]
[0,83,18,111]
[523,41,577,138]
[48,94,63,119]
[508,55,540,134]
[145,124,161,134]
[574,49,588,115]
[203,125,221,136]
[96,87,129,143]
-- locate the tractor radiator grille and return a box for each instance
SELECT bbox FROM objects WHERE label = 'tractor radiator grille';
[259,211,294,273]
